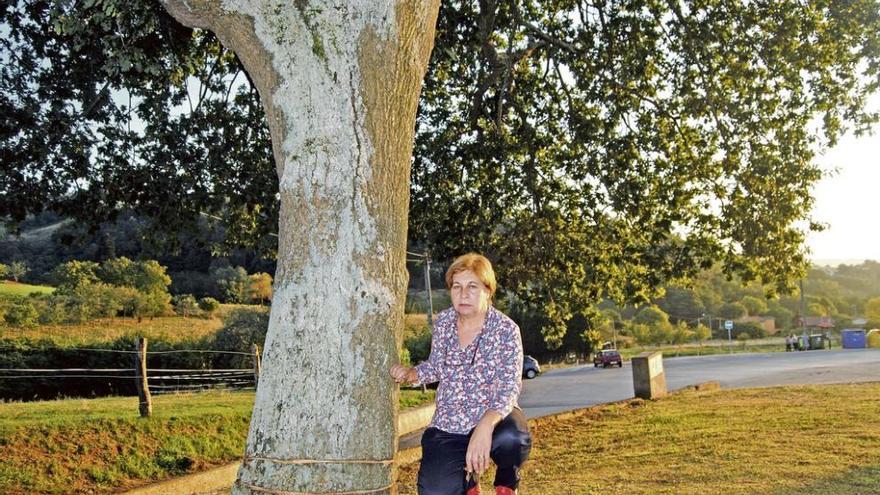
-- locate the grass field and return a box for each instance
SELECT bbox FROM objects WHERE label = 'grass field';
[395,382,880,495]
[0,304,268,345]
[0,281,55,297]
[3,384,879,494]
[0,388,436,494]
[0,315,226,345]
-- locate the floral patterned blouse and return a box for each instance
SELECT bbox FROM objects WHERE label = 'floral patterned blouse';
[414,305,524,434]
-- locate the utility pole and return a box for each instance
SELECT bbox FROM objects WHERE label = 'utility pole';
[423,251,434,330]
[799,278,808,349]
[613,321,618,349]
[408,250,435,331]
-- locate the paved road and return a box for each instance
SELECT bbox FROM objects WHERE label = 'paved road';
[398,348,880,449]
[519,348,880,418]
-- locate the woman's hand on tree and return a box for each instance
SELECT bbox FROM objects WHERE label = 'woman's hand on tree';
[389,364,417,384]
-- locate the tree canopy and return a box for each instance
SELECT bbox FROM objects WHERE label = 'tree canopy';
[3,0,880,347]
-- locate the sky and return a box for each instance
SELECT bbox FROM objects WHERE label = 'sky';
[807,129,880,265]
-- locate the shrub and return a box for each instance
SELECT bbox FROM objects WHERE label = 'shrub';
[139,290,173,318]
[212,266,249,303]
[725,321,766,339]
[4,302,39,327]
[173,294,199,317]
[247,273,273,304]
[399,346,412,367]
[51,261,100,293]
[115,286,147,318]
[404,330,432,364]
[198,297,220,314]
[71,283,124,320]
[36,295,70,325]
[210,308,269,368]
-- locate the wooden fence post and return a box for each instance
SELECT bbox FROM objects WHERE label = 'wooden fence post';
[252,343,262,385]
[135,337,152,417]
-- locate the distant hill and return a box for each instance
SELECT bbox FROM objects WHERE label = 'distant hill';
[812,258,873,267]
[15,220,72,244]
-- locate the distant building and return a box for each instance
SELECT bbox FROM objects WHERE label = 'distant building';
[738,316,777,334]
[797,316,834,329]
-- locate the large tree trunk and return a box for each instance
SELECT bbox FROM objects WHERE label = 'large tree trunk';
[159,1,440,493]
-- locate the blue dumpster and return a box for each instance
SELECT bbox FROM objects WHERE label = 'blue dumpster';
[841,329,866,349]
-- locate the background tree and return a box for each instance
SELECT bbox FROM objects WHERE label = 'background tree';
[633,305,672,328]
[408,0,880,347]
[740,296,769,316]
[50,261,100,293]
[718,301,748,320]
[807,301,829,317]
[173,294,198,317]
[633,305,674,345]
[657,287,705,324]
[247,272,272,305]
[628,323,650,346]
[581,328,603,354]
[693,323,711,346]
[767,303,795,331]
[0,263,8,279]
[671,321,693,347]
[212,265,249,304]
[8,261,28,283]
[865,297,880,325]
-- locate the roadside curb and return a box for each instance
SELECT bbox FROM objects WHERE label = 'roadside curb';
[398,403,435,436]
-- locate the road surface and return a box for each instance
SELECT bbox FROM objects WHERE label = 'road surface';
[520,348,880,418]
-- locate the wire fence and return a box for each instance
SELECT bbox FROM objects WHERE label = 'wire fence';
[0,338,261,409]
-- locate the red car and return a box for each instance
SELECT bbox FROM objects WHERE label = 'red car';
[593,349,623,368]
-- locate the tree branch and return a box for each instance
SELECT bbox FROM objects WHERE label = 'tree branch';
[159,0,215,30]
[523,22,578,54]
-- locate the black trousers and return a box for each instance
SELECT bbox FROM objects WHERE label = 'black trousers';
[417,408,532,495]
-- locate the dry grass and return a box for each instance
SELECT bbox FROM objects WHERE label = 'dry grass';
[405,313,430,338]
[0,315,225,345]
[396,383,880,494]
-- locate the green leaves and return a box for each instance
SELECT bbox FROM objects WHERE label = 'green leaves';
[409,0,880,345]
[1,0,277,257]
[4,0,880,349]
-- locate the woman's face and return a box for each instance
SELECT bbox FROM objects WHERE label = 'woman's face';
[450,269,490,318]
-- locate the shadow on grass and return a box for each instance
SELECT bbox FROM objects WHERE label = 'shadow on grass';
[772,465,880,495]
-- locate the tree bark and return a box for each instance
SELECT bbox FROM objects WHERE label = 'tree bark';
[159,1,440,493]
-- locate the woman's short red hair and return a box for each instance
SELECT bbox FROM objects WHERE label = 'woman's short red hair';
[445,253,497,299]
